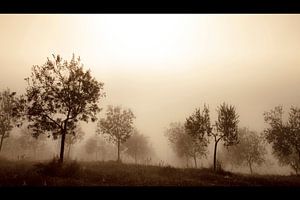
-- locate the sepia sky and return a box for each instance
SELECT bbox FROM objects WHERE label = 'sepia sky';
[1,14,300,164]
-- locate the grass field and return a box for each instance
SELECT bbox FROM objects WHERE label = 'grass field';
[0,158,300,187]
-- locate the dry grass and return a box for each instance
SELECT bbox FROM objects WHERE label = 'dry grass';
[0,158,300,186]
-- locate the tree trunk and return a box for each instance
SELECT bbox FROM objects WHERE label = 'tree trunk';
[59,130,66,163]
[193,153,197,168]
[117,140,120,162]
[0,133,5,152]
[213,140,219,171]
[249,161,253,174]
[186,155,189,168]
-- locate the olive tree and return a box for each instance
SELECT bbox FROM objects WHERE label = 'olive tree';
[211,103,239,171]
[0,89,23,152]
[23,54,105,163]
[185,105,211,167]
[97,105,135,162]
[165,122,207,168]
[264,106,300,174]
[223,127,266,174]
[123,129,154,164]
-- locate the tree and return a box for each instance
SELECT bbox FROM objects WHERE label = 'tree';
[65,125,85,159]
[17,127,48,160]
[185,105,211,167]
[123,129,154,164]
[23,54,105,163]
[0,89,22,152]
[263,106,300,174]
[223,127,266,174]
[211,103,239,171]
[165,122,207,168]
[97,105,135,162]
[85,135,98,160]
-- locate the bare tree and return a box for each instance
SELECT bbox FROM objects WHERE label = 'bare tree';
[22,54,105,163]
[97,105,135,162]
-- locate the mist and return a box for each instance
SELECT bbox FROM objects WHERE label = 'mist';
[1,14,300,178]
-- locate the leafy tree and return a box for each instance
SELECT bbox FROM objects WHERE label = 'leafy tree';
[123,129,154,164]
[0,89,22,152]
[65,125,85,159]
[211,103,239,171]
[165,122,207,168]
[223,127,266,174]
[22,54,105,163]
[264,106,300,174]
[97,105,135,162]
[185,105,211,167]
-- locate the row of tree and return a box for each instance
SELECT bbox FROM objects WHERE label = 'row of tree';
[1,54,300,174]
[0,54,155,164]
[165,104,239,171]
[165,103,300,174]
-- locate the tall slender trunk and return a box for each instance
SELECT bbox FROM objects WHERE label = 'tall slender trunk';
[59,129,66,163]
[213,139,219,171]
[193,153,197,168]
[117,140,120,162]
[249,161,253,174]
[0,133,5,152]
[186,155,189,168]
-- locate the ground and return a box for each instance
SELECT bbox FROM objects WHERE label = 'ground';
[0,158,300,186]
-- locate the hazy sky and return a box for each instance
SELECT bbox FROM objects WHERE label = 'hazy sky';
[1,14,300,164]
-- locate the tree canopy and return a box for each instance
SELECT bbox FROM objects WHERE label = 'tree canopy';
[223,127,266,174]
[23,54,105,163]
[264,106,300,174]
[97,105,135,162]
